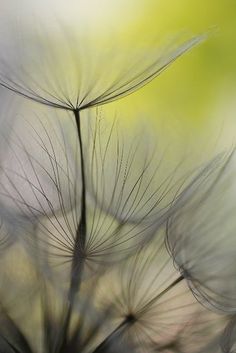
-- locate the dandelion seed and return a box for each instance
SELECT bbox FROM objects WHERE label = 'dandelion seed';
[93,235,226,353]
[0,26,206,111]
[166,149,236,313]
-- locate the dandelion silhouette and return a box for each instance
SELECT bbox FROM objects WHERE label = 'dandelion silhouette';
[166,149,236,314]
[0,18,233,353]
[0,27,205,111]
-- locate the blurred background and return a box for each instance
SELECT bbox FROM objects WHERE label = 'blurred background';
[1,0,236,168]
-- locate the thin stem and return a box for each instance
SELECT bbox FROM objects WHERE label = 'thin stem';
[69,108,87,295]
[74,108,87,247]
[91,316,134,353]
[56,109,87,353]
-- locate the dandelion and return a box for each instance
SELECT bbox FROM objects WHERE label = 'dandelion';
[166,149,236,313]
[93,234,226,353]
[0,26,206,112]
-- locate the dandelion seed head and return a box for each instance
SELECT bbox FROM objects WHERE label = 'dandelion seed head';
[0,23,206,111]
[166,149,236,313]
